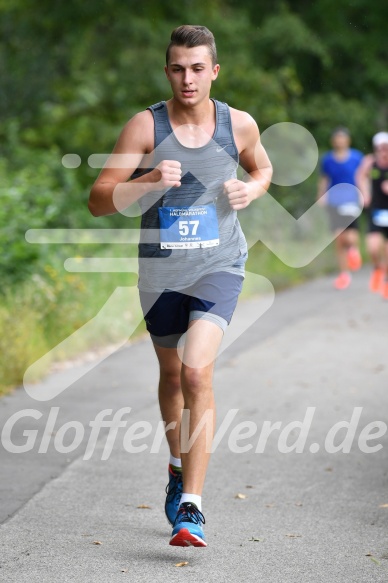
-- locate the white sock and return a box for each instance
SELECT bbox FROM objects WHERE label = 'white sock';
[169,454,182,468]
[180,493,202,512]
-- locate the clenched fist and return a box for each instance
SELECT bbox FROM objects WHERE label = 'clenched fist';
[153,160,182,188]
[223,178,252,210]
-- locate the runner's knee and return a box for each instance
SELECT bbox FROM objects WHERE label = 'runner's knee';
[159,369,181,393]
[181,366,212,395]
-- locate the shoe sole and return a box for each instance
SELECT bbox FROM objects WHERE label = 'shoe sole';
[169,528,207,547]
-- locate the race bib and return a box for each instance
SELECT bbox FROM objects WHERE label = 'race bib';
[337,203,360,217]
[158,204,219,249]
[372,209,388,227]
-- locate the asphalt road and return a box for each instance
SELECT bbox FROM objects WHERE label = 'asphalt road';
[0,268,387,582]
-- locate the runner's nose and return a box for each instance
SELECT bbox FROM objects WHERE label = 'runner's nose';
[183,69,193,85]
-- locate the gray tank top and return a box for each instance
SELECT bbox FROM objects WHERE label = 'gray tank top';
[137,99,247,292]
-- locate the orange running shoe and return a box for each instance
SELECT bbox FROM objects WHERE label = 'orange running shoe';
[382,281,388,301]
[347,247,362,271]
[334,272,351,290]
[369,268,384,293]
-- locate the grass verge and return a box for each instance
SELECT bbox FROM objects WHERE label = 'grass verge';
[0,241,339,396]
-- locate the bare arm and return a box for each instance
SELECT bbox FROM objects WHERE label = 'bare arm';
[224,109,272,210]
[88,110,181,217]
[356,154,374,208]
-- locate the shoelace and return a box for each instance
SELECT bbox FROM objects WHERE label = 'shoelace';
[175,503,205,526]
[165,471,183,503]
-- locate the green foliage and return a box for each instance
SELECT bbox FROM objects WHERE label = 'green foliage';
[0,0,386,392]
[0,1,384,279]
[0,297,49,393]
[1,0,385,259]
[0,138,93,283]
[0,247,143,394]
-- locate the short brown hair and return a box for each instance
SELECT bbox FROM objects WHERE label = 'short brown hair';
[166,25,218,67]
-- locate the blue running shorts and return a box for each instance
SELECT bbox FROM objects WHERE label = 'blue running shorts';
[139,271,244,348]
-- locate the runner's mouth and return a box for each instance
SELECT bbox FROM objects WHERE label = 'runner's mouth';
[181,90,196,97]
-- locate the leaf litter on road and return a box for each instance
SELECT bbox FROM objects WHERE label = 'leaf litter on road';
[284,533,302,538]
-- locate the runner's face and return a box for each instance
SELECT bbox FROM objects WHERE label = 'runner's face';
[165,46,219,106]
[331,132,350,150]
[375,143,388,166]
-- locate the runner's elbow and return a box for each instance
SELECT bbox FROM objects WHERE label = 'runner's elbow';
[88,195,105,217]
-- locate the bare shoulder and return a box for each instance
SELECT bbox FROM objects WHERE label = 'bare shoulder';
[229,107,259,154]
[229,106,258,134]
[118,109,155,153]
[125,109,154,129]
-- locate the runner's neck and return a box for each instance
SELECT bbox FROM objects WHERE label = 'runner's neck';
[333,147,350,162]
[166,98,215,130]
[166,98,216,148]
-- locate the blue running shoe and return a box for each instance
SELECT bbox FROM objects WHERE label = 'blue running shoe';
[169,502,207,547]
[165,465,183,526]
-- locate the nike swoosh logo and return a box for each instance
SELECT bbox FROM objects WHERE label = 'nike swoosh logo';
[216,145,227,152]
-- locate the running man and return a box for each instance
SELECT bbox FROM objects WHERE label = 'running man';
[317,127,363,289]
[356,131,388,299]
[88,25,272,547]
